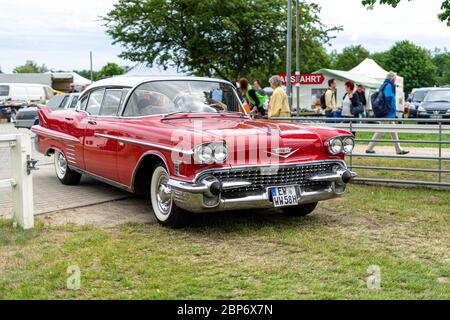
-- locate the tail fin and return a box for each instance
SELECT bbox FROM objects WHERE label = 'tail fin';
[36,105,52,128]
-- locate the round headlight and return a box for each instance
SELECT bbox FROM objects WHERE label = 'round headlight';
[213,144,228,163]
[329,138,343,155]
[195,145,214,163]
[343,137,355,154]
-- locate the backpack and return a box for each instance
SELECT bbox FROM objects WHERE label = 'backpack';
[371,83,390,118]
[320,89,335,110]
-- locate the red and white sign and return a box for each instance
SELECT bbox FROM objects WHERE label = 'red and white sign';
[277,74,325,85]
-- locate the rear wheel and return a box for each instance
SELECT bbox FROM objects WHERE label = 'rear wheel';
[150,163,190,228]
[281,202,318,217]
[54,151,82,185]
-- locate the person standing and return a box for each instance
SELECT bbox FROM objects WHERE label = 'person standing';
[268,75,291,119]
[341,80,361,118]
[366,72,409,155]
[239,78,267,117]
[354,84,367,117]
[68,84,78,93]
[324,78,337,118]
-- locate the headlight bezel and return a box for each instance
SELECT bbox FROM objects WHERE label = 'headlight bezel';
[327,136,354,155]
[193,142,229,164]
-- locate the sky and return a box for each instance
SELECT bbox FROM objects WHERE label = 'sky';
[0,0,449,73]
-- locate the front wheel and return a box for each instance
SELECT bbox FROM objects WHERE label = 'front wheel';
[54,151,82,185]
[281,202,318,217]
[150,163,190,228]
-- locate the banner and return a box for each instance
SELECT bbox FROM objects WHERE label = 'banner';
[277,74,325,85]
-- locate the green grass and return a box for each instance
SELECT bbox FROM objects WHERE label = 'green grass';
[0,185,449,300]
[355,132,450,148]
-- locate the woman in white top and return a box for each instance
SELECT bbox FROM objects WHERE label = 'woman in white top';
[341,80,360,118]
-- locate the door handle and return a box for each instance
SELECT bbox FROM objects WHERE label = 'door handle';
[65,117,74,121]
[88,120,97,125]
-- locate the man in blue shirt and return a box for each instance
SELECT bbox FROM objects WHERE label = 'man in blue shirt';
[366,72,409,155]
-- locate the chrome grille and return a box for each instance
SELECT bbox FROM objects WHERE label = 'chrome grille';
[205,162,340,195]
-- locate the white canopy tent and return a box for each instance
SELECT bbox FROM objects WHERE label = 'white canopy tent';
[350,58,404,89]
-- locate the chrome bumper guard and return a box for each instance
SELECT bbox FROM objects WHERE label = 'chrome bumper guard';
[168,167,357,213]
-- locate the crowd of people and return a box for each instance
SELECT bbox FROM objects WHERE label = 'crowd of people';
[236,71,409,155]
[236,75,291,119]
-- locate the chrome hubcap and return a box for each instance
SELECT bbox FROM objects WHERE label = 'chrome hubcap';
[156,174,172,215]
[56,153,67,177]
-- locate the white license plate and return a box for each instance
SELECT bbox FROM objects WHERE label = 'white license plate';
[270,186,299,208]
[431,115,442,119]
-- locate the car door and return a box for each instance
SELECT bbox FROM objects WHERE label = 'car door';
[83,88,125,183]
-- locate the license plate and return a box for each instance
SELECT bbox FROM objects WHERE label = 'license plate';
[270,186,299,208]
[431,115,442,119]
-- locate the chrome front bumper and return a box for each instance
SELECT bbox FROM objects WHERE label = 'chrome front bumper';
[168,166,357,213]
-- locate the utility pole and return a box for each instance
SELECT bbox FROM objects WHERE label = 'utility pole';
[90,51,93,83]
[295,0,301,116]
[286,0,293,109]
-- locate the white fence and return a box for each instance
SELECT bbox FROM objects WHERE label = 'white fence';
[0,134,34,229]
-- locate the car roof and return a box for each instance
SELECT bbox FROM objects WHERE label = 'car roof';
[84,75,233,92]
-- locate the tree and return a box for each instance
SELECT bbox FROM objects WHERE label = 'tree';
[103,0,340,80]
[97,63,126,79]
[375,41,437,94]
[13,60,49,73]
[331,45,370,70]
[362,0,450,25]
[370,51,389,69]
[432,48,450,85]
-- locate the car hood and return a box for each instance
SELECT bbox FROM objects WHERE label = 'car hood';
[420,101,450,111]
[154,116,350,165]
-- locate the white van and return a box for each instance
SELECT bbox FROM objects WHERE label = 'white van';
[0,83,55,105]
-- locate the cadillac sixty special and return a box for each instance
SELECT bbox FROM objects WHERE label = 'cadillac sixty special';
[32,76,356,227]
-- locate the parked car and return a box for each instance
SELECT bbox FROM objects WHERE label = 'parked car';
[32,76,356,228]
[1,83,57,123]
[416,88,450,119]
[15,93,79,129]
[0,83,55,105]
[407,87,434,118]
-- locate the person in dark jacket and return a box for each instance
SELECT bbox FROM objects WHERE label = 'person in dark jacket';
[239,78,266,117]
[355,84,367,117]
[341,80,361,118]
[366,72,409,155]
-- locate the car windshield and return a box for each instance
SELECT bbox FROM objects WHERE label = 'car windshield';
[424,90,450,102]
[124,80,243,117]
[412,90,428,102]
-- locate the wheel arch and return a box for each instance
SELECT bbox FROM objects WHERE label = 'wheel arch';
[131,151,169,195]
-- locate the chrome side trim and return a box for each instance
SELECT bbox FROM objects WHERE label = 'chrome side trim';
[94,133,194,155]
[32,126,79,143]
[70,165,132,192]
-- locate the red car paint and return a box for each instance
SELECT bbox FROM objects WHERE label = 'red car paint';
[33,106,350,192]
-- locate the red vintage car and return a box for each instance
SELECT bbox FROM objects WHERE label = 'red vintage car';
[32,76,356,227]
